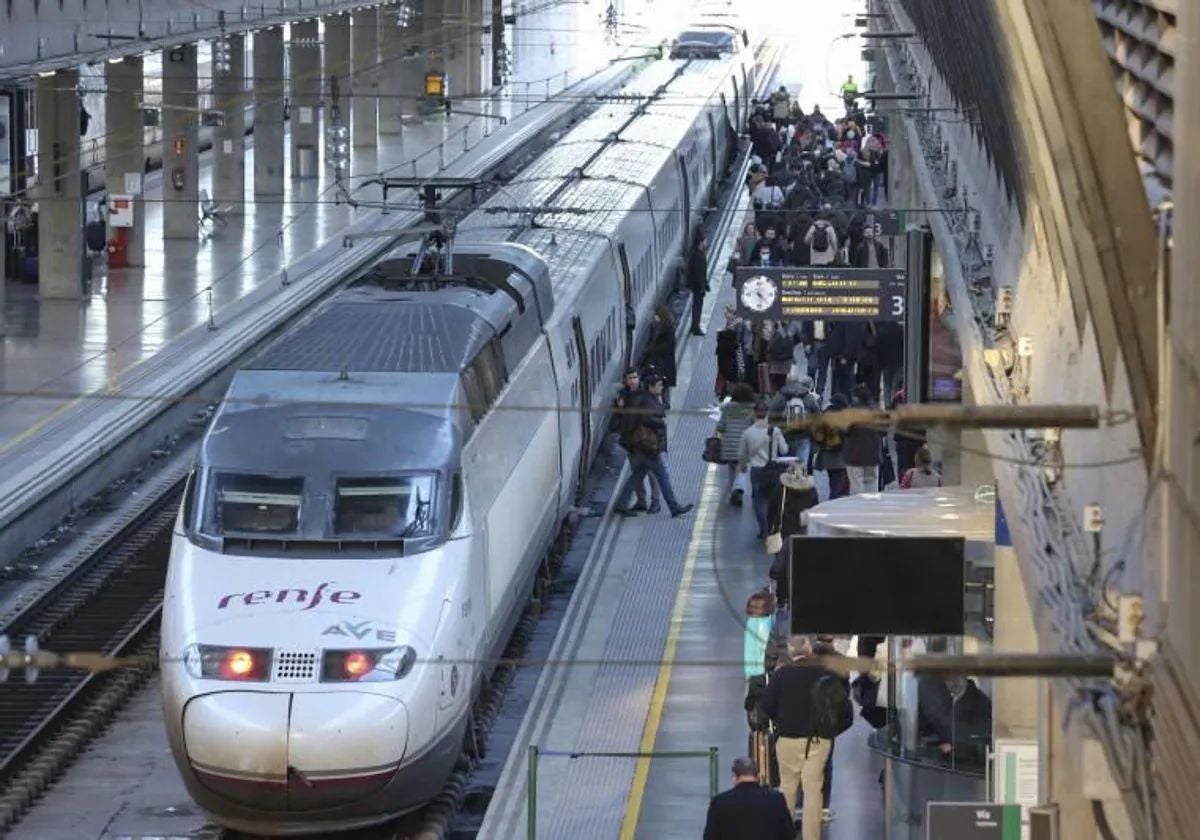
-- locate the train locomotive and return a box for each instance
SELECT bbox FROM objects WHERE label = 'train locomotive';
[160,48,755,835]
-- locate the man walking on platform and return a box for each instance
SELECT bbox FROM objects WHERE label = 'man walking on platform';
[703,756,795,840]
[687,231,710,336]
[762,635,852,839]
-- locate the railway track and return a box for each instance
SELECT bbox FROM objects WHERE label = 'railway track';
[0,45,781,840]
[0,490,182,831]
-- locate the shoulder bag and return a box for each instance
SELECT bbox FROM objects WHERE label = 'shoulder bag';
[765,485,787,554]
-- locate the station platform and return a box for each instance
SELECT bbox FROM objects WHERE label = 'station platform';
[479,193,885,840]
[480,17,884,836]
[0,59,631,562]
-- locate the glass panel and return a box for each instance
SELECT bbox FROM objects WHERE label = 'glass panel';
[208,473,303,536]
[334,475,435,538]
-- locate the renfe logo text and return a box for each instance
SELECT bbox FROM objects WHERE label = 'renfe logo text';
[217,582,361,611]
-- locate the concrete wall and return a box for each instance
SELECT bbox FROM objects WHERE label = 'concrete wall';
[880,0,1157,833]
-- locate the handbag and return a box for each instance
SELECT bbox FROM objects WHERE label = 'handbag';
[631,425,661,457]
[703,435,722,463]
[764,481,788,554]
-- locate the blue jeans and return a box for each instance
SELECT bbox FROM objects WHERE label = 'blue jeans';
[750,466,772,536]
[620,451,681,513]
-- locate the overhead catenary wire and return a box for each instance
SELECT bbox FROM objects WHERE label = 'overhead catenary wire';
[3,49,752,400]
[5,11,598,190]
[0,383,1144,470]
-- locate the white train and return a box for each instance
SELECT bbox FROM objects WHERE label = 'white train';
[160,49,755,836]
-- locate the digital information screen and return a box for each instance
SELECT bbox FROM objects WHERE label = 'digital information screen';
[735,266,908,322]
[867,209,904,237]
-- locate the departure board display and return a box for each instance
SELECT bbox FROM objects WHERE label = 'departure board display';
[735,267,908,322]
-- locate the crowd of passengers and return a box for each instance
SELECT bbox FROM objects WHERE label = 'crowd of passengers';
[603,83,989,839]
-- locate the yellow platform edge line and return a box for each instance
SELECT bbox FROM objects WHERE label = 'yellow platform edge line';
[619,466,719,839]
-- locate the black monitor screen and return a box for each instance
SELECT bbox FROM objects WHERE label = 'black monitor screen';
[789,536,965,635]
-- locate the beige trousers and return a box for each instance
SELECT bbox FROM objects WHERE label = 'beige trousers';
[776,735,832,840]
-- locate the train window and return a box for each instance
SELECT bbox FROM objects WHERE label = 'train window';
[461,366,487,423]
[333,475,435,538]
[465,341,508,421]
[181,470,197,531]
[208,474,303,536]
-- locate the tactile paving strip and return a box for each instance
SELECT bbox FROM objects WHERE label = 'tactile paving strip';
[542,239,738,840]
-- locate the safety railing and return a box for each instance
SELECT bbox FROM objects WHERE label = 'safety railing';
[524,744,719,839]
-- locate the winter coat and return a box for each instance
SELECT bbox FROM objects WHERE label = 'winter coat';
[805,221,837,266]
[716,401,756,464]
[853,240,889,269]
[843,421,883,468]
[770,91,791,121]
[768,382,822,437]
[686,245,709,294]
[645,319,677,387]
[627,389,668,453]
[875,321,904,369]
[825,321,867,362]
[901,466,943,489]
[744,615,774,679]
[716,328,750,386]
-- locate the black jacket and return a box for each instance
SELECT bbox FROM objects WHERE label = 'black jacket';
[825,321,867,361]
[686,245,709,294]
[704,781,795,840]
[762,660,847,739]
[917,676,993,763]
[645,320,677,387]
[874,321,904,368]
[852,239,889,268]
[628,389,668,452]
[843,423,883,467]
[611,386,639,441]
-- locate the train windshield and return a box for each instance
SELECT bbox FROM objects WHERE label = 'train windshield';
[334,475,436,538]
[206,473,304,536]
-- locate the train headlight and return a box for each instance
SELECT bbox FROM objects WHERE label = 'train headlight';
[321,647,417,682]
[183,644,273,681]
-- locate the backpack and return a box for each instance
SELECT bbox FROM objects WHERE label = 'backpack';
[810,674,854,739]
[785,395,808,428]
[811,224,830,252]
[842,158,858,184]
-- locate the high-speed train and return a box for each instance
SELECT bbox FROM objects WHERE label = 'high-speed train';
[160,48,756,835]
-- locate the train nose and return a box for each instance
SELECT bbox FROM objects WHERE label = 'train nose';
[183,691,408,811]
[286,691,408,809]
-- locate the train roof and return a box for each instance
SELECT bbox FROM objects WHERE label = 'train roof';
[201,371,464,475]
[251,286,502,374]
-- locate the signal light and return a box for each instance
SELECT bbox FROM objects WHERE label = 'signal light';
[343,651,372,678]
[184,644,272,681]
[223,649,257,679]
[321,647,416,682]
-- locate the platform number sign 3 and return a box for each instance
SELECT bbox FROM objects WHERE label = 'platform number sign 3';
[891,294,904,317]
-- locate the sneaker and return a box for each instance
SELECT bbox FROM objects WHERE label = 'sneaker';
[690,328,706,337]
[647,503,662,514]
[671,503,694,518]
[629,501,648,512]
[729,489,744,507]
[823,809,834,823]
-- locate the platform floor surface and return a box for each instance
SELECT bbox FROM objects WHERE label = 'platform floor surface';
[0,60,579,456]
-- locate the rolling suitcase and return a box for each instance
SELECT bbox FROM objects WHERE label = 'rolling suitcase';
[750,729,774,786]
